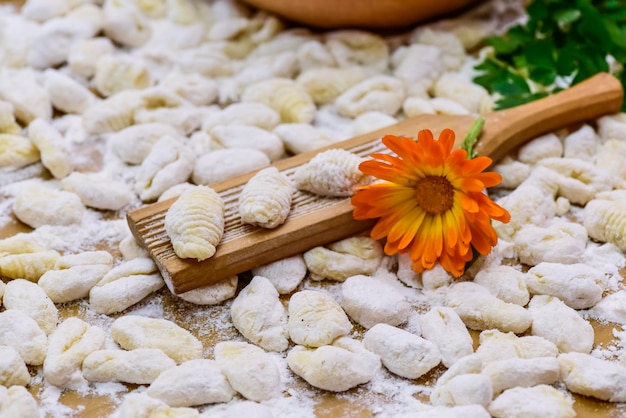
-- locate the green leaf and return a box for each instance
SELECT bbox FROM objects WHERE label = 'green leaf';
[555,8,581,31]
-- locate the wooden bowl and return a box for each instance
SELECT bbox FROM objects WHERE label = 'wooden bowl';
[239,0,482,29]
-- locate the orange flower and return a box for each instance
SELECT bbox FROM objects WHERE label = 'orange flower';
[351,128,510,277]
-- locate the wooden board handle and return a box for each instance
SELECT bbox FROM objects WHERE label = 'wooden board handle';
[476,72,624,159]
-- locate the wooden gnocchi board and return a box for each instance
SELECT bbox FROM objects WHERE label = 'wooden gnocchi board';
[128,72,624,294]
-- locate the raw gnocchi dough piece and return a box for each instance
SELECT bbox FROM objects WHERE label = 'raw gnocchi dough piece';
[588,290,626,325]
[192,148,270,186]
[273,123,335,155]
[214,341,281,401]
[82,348,176,384]
[432,72,492,114]
[392,44,445,94]
[294,148,370,197]
[67,37,116,79]
[419,306,474,368]
[491,157,531,190]
[563,124,597,160]
[161,71,219,107]
[116,392,200,418]
[538,157,613,205]
[583,194,626,251]
[325,30,389,73]
[411,28,466,71]
[13,185,85,228]
[335,75,405,118]
[493,167,559,240]
[352,111,397,136]
[133,88,202,136]
[296,39,336,70]
[0,134,40,172]
[210,124,285,162]
[238,167,294,228]
[61,171,132,211]
[2,279,58,335]
[525,262,606,309]
[111,315,203,364]
[202,102,281,131]
[488,384,576,418]
[518,133,563,164]
[251,254,306,294]
[482,357,560,395]
[296,66,368,105]
[82,90,143,135]
[430,373,493,408]
[134,135,195,202]
[230,276,289,352]
[165,185,225,261]
[363,323,440,379]
[0,250,60,282]
[0,385,39,418]
[0,346,30,387]
[286,337,380,392]
[42,69,97,115]
[27,118,72,179]
[475,330,559,366]
[212,400,275,418]
[43,317,105,387]
[38,251,113,303]
[88,257,164,315]
[304,236,383,281]
[341,274,411,329]
[145,359,235,407]
[403,96,435,117]
[528,295,594,354]
[102,0,152,47]
[0,68,52,124]
[472,265,529,306]
[558,352,626,402]
[241,77,316,124]
[21,0,70,22]
[27,12,99,69]
[109,122,179,165]
[287,290,352,347]
[176,275,238,305]
[0,309,47,366]
[514,222,588,266]
[446,282,532,334]
[157,182,198,203]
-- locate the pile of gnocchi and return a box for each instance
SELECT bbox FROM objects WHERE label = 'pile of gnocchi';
[1,0,626,416]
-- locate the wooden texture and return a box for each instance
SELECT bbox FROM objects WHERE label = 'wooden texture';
[127,73,624,294]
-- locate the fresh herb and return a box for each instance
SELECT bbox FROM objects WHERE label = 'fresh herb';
[473,0,626,111]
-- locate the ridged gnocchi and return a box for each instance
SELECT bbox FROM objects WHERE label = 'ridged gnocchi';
[134,135,195,202]
[27,118,73,179]
[238,167,294,229]
[296,66,368,105]
[0,250,60,282]
[294,148,371,197]
[192,148,270,186]
[0,100,21,134]
[61,171,132,211]
[42,69,97,115]
[0,68,52,124]
[0,134,40,172]
[165,185,225,261]
[241,77,316,124]
[210,124,285,162]
[335,75,405,117]
[82,348,176,384]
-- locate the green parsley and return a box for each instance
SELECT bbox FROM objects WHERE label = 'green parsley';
[473,0,626,111]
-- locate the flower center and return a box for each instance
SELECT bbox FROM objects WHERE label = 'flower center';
[414,176,454,214]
